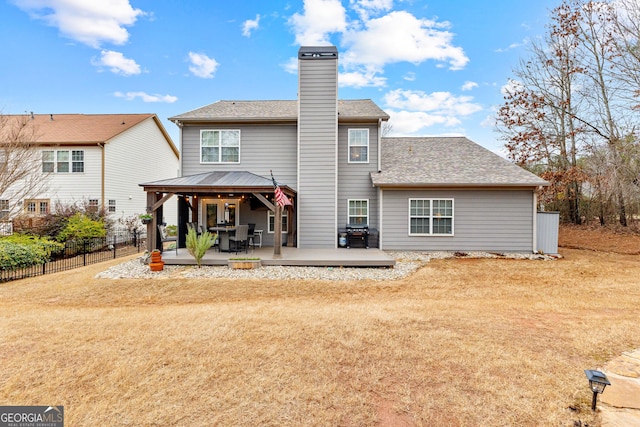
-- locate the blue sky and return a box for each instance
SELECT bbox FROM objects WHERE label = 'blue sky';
[0,0,559,154]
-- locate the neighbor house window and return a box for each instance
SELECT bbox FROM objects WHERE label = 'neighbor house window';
[0,200,9,220]
[25,199,49,215]
[409,199,454,235]
[267,210,288,233]
[348,199,368,225]
[348,129,369,163]
[42,150,84,173]
[200,130,240,163]
[108,199,116,213]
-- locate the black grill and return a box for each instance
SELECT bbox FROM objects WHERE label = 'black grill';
[346,224,369,248]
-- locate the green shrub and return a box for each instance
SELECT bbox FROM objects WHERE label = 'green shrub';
[57,213,106,242]
[0,234,64,270]
[35,200,114,240]
[186,228,215,268]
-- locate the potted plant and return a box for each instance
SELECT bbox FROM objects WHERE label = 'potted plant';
[228,257,261,269]
[139,213,153,224]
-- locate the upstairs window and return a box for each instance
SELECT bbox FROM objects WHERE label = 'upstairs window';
[42,150,84,173]
[201,130,240,163]
[409,199,454,235]
[348,199,368,225]
[348,129,369,163]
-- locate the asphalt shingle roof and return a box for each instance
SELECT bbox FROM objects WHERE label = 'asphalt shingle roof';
[169,99,389,122]
[371,137,549,187]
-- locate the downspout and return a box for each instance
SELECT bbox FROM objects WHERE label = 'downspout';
[532,189,538,253]
[98,142,105,209]
[378,119,383,249]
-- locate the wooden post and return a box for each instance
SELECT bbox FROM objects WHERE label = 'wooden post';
[273,203,282,258]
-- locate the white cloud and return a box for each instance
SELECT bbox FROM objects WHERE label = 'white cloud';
[289,0,347,45]
[188,52,219,79]
[341,11,469,71]
[339,70,386,88]
[114,91,177,103]
[384,89,483,116]
[92,50,141,76]
[281,57,298,74]
[349,0,393,20]
[461,81,478,91]
[242,14,260,37]
[12,0,144,48]
[495,38,529,53]
[500,79,523,96]
[382,89,483,134]
[403,72,416,82]
[386,110,462,135]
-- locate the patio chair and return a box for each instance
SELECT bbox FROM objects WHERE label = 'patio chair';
[247,223,256,249]
[229,224,249,254]
[158,224,178,254]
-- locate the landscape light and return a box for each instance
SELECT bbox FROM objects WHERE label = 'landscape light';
[584,369,611,410]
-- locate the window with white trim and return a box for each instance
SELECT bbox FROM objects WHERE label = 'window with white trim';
[409,199,453,235]
[42,150,84,173]
[0,200,9,220]
[200,130,240,163]
[267,210,288,233]
[108,199,116,213]
[348,199,368,225]
[348,129,369,163]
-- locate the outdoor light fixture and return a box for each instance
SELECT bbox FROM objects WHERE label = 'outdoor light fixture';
[584,369,611,410]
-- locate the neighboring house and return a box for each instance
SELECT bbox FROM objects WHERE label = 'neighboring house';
[141,46,548,253]
[1,113,179,229]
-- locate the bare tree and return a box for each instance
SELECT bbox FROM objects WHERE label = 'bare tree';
[497,0,640,226]
[0,113,49,220]
[496,1,586,223]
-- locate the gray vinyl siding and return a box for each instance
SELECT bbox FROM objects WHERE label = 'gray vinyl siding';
[381,189,535,252]
[180,124,297,189]
[297,57,338,248]
[337,124,379,230]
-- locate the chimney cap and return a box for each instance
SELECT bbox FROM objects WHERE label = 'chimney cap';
[298,46,338,60]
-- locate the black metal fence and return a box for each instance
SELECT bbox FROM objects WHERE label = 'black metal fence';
[0,231,145,283]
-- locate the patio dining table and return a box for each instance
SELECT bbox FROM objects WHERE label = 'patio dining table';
[209,226,236,252]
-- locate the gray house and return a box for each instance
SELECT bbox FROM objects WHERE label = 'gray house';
[141,45,547,253]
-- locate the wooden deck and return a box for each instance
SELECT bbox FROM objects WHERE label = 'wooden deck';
[159,246,395,268]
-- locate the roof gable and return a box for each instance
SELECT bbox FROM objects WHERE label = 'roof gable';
[0,113,179,158]
[372,137,548,187]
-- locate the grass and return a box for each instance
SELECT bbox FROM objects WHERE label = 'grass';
[1,246,639,426]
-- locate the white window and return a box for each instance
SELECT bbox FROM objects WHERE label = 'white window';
[0,200,9,220]
[89,199,99,207]
[108,199,116,213]
[348,129,369,163]
[200,130,240,163]
[409,199,454,235]
[42,150,84,173]
[267,209,288,233]
[348,199,368,225]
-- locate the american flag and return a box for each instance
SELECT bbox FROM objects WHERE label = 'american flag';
[271,171,292,207]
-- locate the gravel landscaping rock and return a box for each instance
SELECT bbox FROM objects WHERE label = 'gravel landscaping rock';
[95,251,557,281]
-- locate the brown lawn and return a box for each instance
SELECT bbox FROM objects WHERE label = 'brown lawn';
[1,226,639,426]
